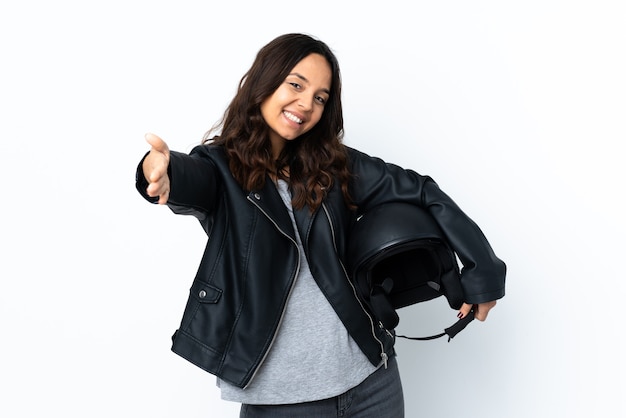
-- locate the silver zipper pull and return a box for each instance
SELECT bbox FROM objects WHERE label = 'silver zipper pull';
[379,321,394,339]
[381,352,388,369]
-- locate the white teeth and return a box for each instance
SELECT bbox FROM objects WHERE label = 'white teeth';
[284,111,303,124]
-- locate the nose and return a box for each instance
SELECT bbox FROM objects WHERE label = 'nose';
[298,94,314,111]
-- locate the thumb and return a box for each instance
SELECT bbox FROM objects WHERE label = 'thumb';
[145,132,170,157]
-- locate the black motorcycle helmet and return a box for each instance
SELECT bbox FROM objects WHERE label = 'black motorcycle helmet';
[346,202,466,334]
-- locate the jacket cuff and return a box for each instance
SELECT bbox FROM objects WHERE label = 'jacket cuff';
[135,151,159,204]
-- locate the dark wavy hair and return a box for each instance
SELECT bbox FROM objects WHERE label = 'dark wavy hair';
[204,33,353,211]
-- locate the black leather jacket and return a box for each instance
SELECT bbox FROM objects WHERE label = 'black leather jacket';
[136,144,506,388]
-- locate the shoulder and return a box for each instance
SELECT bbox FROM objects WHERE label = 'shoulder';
[185,143,230,169]
[190,143,227,159]
[344,145,369,160]
[344,145,392,174]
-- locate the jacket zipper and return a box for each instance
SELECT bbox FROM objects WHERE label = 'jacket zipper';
[244,194,301,389]
[321,203,388,369]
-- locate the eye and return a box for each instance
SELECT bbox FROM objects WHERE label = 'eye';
[289,82,302,90]
[315,95,327,105]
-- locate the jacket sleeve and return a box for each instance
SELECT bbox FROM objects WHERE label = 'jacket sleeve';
[135,145,220,222]
[347,147,506,304]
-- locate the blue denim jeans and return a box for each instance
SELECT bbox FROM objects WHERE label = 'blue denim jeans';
[239,356,404,417]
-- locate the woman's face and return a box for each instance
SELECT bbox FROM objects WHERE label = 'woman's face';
[260,53,332,157]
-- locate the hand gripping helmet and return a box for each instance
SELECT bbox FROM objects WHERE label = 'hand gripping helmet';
[347,202,473,341]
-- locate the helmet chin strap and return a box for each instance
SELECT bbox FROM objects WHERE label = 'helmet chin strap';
[369,275,475,342]
[395,309,475,342]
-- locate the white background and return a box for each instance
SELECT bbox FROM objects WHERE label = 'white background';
[1,1,624,417]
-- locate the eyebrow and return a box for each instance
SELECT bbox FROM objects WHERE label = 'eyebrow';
[289,72,331,96]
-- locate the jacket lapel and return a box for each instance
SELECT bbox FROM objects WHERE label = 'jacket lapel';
[293,205,315,252]
[247,178,297,242]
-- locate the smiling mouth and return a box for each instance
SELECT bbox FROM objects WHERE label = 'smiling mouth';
[283,111,303,124]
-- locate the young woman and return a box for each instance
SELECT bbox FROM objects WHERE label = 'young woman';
[136,33,506,417]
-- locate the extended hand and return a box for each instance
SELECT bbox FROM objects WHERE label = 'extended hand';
[143,133,171,205]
